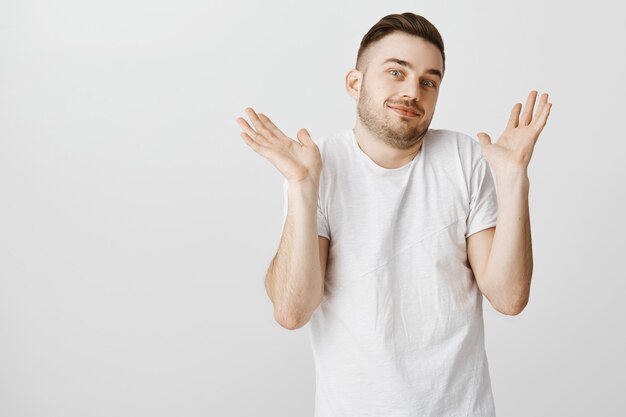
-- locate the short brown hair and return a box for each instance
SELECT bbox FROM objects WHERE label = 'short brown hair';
[356,12,445,76]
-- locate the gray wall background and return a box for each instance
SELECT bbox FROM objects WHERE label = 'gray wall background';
[1,0,624,416]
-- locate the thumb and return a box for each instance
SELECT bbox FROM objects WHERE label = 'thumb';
[297,128,313,146]
[476,132,492,146]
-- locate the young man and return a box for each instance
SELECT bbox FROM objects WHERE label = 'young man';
[236,12,552,417]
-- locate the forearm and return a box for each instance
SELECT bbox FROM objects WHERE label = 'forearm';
[266,180,324,329]
[483,169,533,314]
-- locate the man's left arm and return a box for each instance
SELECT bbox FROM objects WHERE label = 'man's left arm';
[467,90,552,316]
[468,170,531,315]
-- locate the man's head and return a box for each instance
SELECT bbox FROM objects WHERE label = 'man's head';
[346,13,445,149]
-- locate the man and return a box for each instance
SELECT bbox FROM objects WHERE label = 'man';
[236,12,552,417]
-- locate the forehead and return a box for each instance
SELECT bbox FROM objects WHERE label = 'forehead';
[368,32,443,72]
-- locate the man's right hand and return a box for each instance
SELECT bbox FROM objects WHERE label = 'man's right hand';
[236,107,322,184]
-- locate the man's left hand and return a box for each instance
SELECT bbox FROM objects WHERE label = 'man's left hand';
[476,90,552,175]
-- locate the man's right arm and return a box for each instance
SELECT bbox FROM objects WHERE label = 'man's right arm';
[235,107,326,329]
[265,179,328,330]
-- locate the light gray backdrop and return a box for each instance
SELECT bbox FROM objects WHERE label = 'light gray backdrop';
[1,0,624,416]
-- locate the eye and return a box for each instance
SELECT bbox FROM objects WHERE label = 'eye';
[422,80,436,88]
[389,69,403,78]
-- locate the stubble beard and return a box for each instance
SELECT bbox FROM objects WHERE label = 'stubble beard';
[357,83,431,150]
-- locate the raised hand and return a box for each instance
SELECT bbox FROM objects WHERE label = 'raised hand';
[236,107,322,184]
[476,90,552,175]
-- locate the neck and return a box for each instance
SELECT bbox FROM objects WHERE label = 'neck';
[353,122,424,169]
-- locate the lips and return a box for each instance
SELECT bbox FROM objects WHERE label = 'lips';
[388,104,420,117]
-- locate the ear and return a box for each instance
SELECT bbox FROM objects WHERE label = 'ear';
[345,68,362,100]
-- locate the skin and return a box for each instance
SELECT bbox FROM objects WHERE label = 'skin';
[345,32,444,169]
[469,90,552,315]
[236,30,553,317]
[235,109,322,185]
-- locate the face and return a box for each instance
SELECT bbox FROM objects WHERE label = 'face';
[350,32,444,149]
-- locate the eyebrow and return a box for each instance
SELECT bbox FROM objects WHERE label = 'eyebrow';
[381,58,443,80]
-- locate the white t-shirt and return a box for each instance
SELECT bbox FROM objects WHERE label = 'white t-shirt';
[281,128,498,417]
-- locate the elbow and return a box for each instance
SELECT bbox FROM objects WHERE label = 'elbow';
[274,296,322,330]
[275,311,310,330]
[498,304,524,316]
[269,286,324,331]
[486,273,531,316]
[279,318,307,330]
[496,295,529,316]
[272,299,317,330]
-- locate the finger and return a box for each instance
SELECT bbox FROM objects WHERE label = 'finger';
[296,128,313,146]
[531,93,549,125]
[257,113,288,142]
[531,101,552,133]
[236,116,272,147]
[507,103,522,129]
[520,90,538,126]
[236,117,255,137]
[476,132,492,146]
[239,131,261,152]
[245,107,277,142]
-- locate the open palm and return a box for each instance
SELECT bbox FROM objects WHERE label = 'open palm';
[477,90,552,174]
[236,107,322,184]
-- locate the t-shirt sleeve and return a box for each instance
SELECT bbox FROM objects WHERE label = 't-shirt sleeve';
[281,178,331,240]
[465,158,498,238]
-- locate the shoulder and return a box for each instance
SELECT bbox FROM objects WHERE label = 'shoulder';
[309,128,351,151]
[426,128,485,171]
[427,128,480,151]
[309,128,354,166]
[309,129,353,199]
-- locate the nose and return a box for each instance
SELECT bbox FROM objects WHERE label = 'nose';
[402,82,420,101]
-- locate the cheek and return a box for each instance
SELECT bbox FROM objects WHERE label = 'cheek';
[374,86,394,103]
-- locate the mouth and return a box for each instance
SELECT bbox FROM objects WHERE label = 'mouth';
[387,104,420,118]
